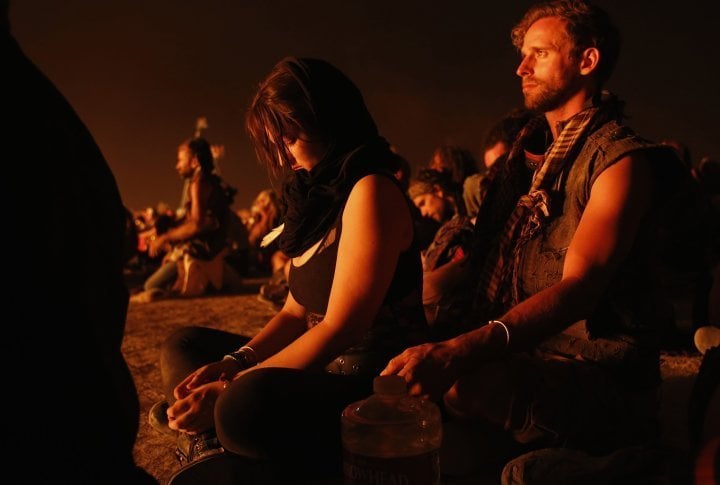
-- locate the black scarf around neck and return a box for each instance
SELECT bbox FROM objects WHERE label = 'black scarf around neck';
[278,136,396,257]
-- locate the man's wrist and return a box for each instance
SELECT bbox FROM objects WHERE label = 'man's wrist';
[488,320,511,351]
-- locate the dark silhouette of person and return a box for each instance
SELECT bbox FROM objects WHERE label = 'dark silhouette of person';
[3,2,155,483]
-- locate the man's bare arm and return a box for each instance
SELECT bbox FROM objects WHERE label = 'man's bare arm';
[492,152,655,349]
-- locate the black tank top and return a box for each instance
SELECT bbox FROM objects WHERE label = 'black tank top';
[289,198,428,370]
[290,213,420,314]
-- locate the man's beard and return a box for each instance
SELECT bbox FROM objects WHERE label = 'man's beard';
[522,76,578,113]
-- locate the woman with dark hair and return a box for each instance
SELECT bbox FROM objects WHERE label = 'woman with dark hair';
[152,57,428,482]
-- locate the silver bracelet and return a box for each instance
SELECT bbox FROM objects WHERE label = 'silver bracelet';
[239,345,258,365]
[223,346,258,370]
[489,320,511,351]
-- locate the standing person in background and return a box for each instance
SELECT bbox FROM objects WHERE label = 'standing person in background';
[3,0,154,482]
[383,1,684,480]
[150,57,429,483]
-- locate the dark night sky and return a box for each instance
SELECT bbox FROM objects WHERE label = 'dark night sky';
[9,1,719,211]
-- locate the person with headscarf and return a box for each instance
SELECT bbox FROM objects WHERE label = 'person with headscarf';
[151,57,429,482]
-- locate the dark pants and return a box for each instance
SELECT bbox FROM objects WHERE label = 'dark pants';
[160,326,373,479]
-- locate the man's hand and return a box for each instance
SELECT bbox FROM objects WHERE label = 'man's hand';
[381,341,460,402]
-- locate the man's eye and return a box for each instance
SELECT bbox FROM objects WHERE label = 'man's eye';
[536,50,547,58]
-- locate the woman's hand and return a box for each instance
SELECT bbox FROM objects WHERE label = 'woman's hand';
[381,341,460,402]
[167,380,226,434]
[174,359,240,400]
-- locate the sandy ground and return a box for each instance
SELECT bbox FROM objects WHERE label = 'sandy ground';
[121,277,703,484]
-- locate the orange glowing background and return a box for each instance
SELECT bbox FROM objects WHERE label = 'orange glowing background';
[9,1,719,212]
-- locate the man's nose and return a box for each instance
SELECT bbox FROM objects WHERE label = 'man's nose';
[516,56,533,77]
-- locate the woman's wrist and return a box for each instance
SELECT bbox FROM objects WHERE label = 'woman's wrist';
[222,345,259,370]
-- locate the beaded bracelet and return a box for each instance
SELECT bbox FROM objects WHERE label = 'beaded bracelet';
[489,320,511,351]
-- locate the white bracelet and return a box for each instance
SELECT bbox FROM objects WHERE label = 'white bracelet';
[489,320,511,351]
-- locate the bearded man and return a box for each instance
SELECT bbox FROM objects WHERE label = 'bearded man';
[383,0,683,477]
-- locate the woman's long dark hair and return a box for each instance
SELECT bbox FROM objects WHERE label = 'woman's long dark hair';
[245,57,396,257]
[246,57,379,178]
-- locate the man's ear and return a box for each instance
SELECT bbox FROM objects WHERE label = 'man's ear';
[432,184,445,198]
[579,47,600,76]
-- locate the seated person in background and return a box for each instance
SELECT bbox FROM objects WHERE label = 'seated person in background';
[383,1,684,479]
[257,248,292,308]
[692,156,720,358]
[240,188,292,307]
[151,57,429,482]
[246,188,282,249]
[651,140,717,347]
[408,167,465,252]
[245,188,283,275]
[133,137,241,301]
[132,204,178,270]
[408,169,474,332]
[464,107,533,219]
[428,144,479,187]
[220,210,251,280]
[408,167,466,225]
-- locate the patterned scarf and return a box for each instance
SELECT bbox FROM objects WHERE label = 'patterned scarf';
[473,98,622,317]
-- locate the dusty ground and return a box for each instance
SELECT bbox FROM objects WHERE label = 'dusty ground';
[122,277,704,484]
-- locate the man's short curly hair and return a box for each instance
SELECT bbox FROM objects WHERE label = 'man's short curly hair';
[511,0,621,87]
